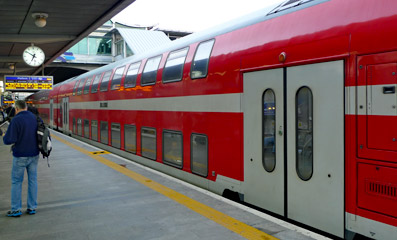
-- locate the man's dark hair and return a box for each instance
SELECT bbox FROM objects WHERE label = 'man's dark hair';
[15,100,27,110]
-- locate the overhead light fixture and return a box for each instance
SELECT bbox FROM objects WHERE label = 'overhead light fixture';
[32,13,48,28]
[8,63,15,70]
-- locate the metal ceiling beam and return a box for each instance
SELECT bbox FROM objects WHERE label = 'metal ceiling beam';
[0,34,76,44]
[0,56,24,63]
[0,68,33,74]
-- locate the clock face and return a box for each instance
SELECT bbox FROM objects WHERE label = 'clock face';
[23,46,45,67]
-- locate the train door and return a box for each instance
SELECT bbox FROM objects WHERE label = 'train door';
[49,99,54,127]
[243,61,344,237]
[61,97,69,133]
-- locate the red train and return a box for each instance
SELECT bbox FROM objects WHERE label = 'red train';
[28,0,397,238]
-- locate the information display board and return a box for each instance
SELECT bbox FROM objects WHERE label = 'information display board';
[5,75,53,90]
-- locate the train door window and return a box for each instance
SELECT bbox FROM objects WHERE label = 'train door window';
[110,66,125,90]
[296,87,313,181]
[163,130,183,168]
[84,76,93,94]
[124,124,137,153]
[141,127,156,160]
[77,78,86,95]
[73,80,80,95]
[111,123,121,149]
[263,89,276,172]
[191,134,208,177]
[191,39,215,79]
[100,71,112,92]
[124,62,141,88]
[100,121,108,144]
[162,47,189,83]
[84,119,90,138]
[77,118,82,136]
[91,120,98,141]
[141,55,162,85]
[91,74,102,93]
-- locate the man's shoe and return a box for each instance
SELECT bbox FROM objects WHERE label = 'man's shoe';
[7,210,22,217]
[26,209,36,215]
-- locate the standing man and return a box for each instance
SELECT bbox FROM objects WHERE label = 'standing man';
[3,100,39,217]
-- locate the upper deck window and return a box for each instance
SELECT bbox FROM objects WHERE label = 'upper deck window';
[77,78,86,95]
[83,76,93,94]
[100,70,112,92]
[191,39,215,79]
[268,0,315,15]
[141,55,162,86]
[91,74,102,93]
[124,62,141,88]
[73,80,80,96]
[110,66,125,90]
[162,47,189,83]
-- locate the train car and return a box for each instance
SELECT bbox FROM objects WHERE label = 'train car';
[27,0,397,239]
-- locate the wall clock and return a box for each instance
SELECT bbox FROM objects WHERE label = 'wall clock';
[23,45,45,67]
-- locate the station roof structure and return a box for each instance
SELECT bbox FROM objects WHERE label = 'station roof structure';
[0,0,136,78]
[115,28,171,55]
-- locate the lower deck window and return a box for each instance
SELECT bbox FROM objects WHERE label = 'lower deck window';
[141,127,156,160]
[191,134,208,177]
[73,118,76,134]
[163,130,183,168]
[77,118,82,136]
[100,121,108,144]
[111,123,121,149]
[91,120,98,141]
[84,119,89,138]
[124,124,136,153]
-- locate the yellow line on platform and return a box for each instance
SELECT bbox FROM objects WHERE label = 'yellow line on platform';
[52,134,278,240]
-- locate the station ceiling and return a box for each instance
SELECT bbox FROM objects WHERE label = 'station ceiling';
[0,0,135,81]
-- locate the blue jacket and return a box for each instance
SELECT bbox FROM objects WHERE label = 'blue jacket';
[3,110,39,157]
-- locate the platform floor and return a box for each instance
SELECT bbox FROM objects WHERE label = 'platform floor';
[0,130,329,240]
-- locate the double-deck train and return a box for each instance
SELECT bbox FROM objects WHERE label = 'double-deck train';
[28,0,397,238]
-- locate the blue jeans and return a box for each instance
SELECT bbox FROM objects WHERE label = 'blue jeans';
[11,155,39,211]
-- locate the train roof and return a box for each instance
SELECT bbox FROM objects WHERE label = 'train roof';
[56,0,327,87]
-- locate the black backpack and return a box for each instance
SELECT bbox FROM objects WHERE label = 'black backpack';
[36,116,52,167]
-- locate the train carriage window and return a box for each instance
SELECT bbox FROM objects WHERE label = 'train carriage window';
[268,0,315,15]
[163,130,183,168]
[73,80,80,95]
[111,123,121,149]
[191,39,215,79]
[77,78,86,95]
[100,121,108,144]
[191,134,208,177]
[124,62,141,88]
[84,76,93,94]
[91,120,98,141]
[100,71,112,92]
[91,75,102,93]
[73,117,76,134]
[163,47,189,83]
[124,124,136,153]
[110,66,125,90]
[263,89,276,172]
[141,127,156,160]
[84,119,90,138]
[141,55,162,85]
[77,118,82,136]
[296,87,313,181]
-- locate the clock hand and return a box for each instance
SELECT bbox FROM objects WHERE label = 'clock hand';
[31,54,36,62]
[26,51,35,57]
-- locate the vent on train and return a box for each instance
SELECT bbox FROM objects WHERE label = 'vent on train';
[268,0,315,15]
[366,180,397,199]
